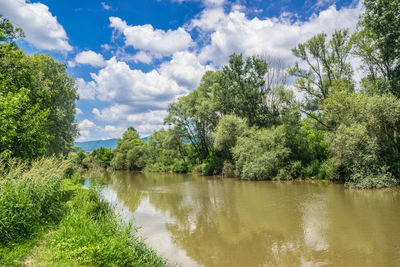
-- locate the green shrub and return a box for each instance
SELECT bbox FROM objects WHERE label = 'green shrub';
[202,155,224,176]
[301,160,321,178]
[192,164,204,174]
[222,161,236,177]
[233,127,291,180]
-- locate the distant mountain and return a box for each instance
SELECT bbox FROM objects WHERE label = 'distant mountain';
[75,137,149,152]
[75,138,118,152]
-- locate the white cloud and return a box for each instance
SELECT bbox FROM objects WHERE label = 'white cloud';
[0,0,72,51]
[76,108,83,115]
[101,2,112,11]
[159,51,212,89]
[109,17,194,58]
[79,57,188,111]
[170,0,225,7]
[77,119,96,141]
[75,78,96,100]
[69,50,106,67]
[93,106,168,136]
[103,125,125,138]
[133,51,153,64]
[195,3,363,66]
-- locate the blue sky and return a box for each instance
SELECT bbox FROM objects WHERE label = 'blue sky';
[0,0,362,141]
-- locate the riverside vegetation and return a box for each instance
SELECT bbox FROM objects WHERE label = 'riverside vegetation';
[1,0,400,265]
[75,1,400,189]
[0,16,165,266]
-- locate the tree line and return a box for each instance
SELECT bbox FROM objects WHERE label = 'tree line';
[1,1,399,189]
[75,1,400,188]
[0,15,78,160]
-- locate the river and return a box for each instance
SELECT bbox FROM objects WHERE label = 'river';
[86,171,400,267]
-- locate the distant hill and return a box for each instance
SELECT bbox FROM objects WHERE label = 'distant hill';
[75,138,117,152]
[75,137,149,152]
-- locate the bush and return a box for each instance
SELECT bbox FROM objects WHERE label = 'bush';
[233,127,291,180]
[301,160,321,178]
[202,155,224,176]
[222,161,235,177]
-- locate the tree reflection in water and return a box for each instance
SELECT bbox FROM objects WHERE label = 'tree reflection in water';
[88,171,400,267]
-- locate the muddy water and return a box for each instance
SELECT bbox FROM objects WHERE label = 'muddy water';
[88,171,400,267]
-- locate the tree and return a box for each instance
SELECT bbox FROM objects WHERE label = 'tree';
[352,0,400,96]
[289,30,353,115]
[213,54,271,126]
[233,126,291,180]
[212,115,247,160]
[111,127,149,170]
[0,15,24,43]
[0,17,78,158]
[165,71,220,160]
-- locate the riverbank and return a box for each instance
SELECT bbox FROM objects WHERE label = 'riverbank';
[0,158,166,266]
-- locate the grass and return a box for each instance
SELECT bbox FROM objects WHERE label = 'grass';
[0,158,167,266]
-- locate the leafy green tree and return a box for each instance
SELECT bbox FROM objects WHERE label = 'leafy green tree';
[352,0,400,96]
[90,147,114,168]
[289,30,353,117]
[165,71,220,160]
[0,15,24,43]
[213,54,271,126]
[324,92,400,187]
[148,128,187,166]
[111,127,149,170]
[0,17,77,158]
[212,115,247,160]
[233,126,291,180]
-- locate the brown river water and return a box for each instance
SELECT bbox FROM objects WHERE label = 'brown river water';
[86,171,400,267]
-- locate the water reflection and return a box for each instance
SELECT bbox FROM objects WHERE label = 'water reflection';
[89,171,400,267]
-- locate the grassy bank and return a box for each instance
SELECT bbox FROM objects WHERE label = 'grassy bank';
[0,158,166,266]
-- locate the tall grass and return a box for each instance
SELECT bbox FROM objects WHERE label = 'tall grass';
[0,157,166,266]
[0,158,68,245]
[42,187,167,266]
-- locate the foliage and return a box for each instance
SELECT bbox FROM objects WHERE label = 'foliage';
[0,14,24,43]
[41,187,166,266]
[0,158,68,245]
[147,128,187,172]
[111,127,149,170]
[233,127,291,180]
[0,17,78,159]
[165,71,220,160]
[325,93,400,187]
[289,30,353,117]
[212,115,247,160]
[352,0,400,96]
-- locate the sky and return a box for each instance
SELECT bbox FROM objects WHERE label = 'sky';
[0,0,363,141]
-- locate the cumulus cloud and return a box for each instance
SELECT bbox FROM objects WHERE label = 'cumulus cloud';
[79,57,188,111]
[77,119,96,141]
[76,108,83,115]
[93,106,168,136]
[0,0,72,51]
[170,0,225,7]
[109,17,193,59]
[195,3,363,66]
[77,119,127,141]
[75,78,96,100]
[69,50,106,67]
[132,51,153,64]
[159,51,213,89]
